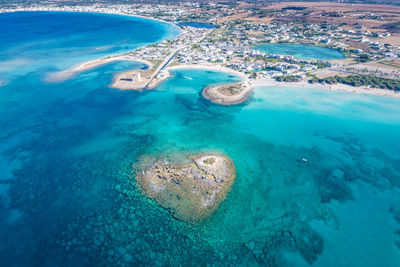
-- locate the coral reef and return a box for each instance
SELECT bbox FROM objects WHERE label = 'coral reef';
[135,153,236,223]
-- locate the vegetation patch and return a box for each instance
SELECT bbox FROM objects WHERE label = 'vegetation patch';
[276,75,302,82]
[309,75,400,90]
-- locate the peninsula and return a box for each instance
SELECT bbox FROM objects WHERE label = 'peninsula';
[110,47,182,90]
[46,55,151,82]
[135,153,236,223]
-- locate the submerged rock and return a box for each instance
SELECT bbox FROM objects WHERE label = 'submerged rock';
[135,153,236,223]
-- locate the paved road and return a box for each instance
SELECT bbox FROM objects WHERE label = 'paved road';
[143,46,184,89]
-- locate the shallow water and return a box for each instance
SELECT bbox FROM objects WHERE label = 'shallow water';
[1,11,400,267]
[0,11,179,81]
[254,43,345,60]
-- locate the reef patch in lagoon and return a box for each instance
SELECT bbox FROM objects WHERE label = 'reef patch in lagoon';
[135,153,236,223]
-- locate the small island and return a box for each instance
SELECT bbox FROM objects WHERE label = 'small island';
[135,153,236,223]
[202,81,252,105]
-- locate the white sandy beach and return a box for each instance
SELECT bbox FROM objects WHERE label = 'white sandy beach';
[46,55,152,82]
[22,7,397,99]
[251,77,400,99]
[167,64,253,105]
[168,64,400,101]
[31,9,182,83]
[112,63,248,91]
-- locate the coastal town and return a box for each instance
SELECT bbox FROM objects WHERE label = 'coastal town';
[1,1,400,97]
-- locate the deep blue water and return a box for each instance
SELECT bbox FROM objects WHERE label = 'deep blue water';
[254,43,345,60]
[178,21,217,28]
[1,11,400,267]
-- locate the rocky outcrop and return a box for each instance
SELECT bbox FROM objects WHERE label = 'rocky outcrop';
[202,81,252,105]
[135,153,236,223]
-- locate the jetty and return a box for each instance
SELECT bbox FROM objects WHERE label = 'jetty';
[110,46,184,90]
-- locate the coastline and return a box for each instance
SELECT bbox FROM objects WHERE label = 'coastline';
[0,9,181,33]
[251,78,400,99]
[109,66,171,91]
[166,64,248,80]
[110,63,248,93]
[46,55,153,82]
[167,64,253,105]
[5,9,182,83]
[8,9,399,100]
[110,62,400,102]
[107,62,253,106]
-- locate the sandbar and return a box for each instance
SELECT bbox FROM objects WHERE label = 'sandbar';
[46,55,151,82]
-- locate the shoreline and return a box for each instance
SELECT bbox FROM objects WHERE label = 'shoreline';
[7,9,399,100]
[166,64,248,80]
[251,78,400,99]
[168,64,253,105]
[1,9,181,32]
[46,56,153,83]
[5,9,182,83]
[110,63,248,93]
[108,62,253,105]
[109,66,171,91]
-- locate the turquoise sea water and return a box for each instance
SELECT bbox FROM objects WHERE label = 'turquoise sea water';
[254,43,345,60]
[1,11,400,266]
[0,11,179,81]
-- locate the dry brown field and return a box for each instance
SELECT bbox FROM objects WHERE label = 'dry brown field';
[214,1,400,46]
[378,60,400,69]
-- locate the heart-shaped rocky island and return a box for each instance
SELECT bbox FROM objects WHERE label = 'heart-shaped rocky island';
[135,153,236,223]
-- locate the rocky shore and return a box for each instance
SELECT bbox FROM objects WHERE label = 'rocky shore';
[135,153,236,223]
[202,81,253,105]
